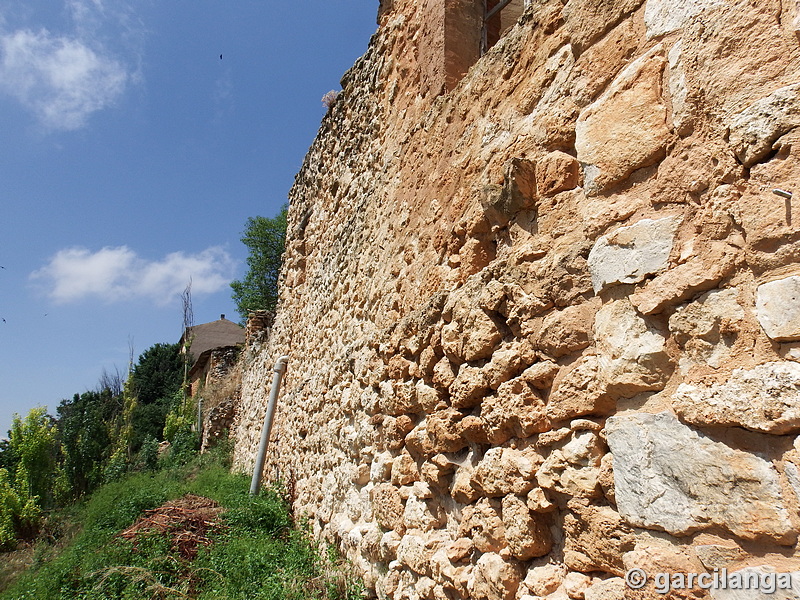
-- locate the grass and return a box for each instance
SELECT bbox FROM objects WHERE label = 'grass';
[0,448,364,600]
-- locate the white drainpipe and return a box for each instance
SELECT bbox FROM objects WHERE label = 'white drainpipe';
[249,355,290,495]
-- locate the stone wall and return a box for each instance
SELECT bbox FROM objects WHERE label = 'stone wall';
[233,1,800,598]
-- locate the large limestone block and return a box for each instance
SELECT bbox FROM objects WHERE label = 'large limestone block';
[674,362,800,434]
[757,277,800,341]
[644,0,726,39]
[594,299,672,396]
[575,46,670,194]
[606,412,795,543]
[588,216,681,292]
[728,83,800,167]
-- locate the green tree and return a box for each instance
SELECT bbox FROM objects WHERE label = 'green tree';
[230,204,288,320]
[9,408,59,508]
[129,342,183,452]
[56,390,116,498]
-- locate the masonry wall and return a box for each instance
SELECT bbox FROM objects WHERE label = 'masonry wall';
[233,1,800,598]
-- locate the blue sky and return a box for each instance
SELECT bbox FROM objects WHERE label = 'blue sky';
[0,0,378,437]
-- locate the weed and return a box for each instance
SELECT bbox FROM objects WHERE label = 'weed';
[0,452,364,600]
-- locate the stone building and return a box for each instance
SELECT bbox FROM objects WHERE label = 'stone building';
[181,315,245,397]
[234,1,800,598]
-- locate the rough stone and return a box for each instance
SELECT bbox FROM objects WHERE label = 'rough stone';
[471,552,522,600]
[583,578,626,600]
[472,447,538,497]
[524,564,566,596]
[501,493,553,560]
[520,360,560,390]
[629,241,739,315]
[459,498,506,553]
[442,302,503,363]
[391,452,420,486]
[728,83,800,167]
[563,571,592,599]
[674,362,800,435]
[709,567,800,600]
[480,377,550,444]
[587,216,681,292]
[371,483,405,532]
[537,303,596,359]
[606,412,795,543]
[564,499,635,576]
[536,430,604,498]
[403,490,446,531]
[548,354,612,422]
[426,408,469,454]
[694,544,747,570]
[593,299,672,396]
[644,0,725,39]
[757,276,800,341]
[446,538,473,564]
[450,365,491,409]
[575,46,670,194]
[668,288,745,370]
[536,150,580,197]
[396,533,432,576]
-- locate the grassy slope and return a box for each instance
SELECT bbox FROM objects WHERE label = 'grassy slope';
[0,450,363,600]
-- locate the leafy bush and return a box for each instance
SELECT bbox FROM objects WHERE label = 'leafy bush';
[133,435,159,472]
[0,468,39,550]
[0,454,364,600]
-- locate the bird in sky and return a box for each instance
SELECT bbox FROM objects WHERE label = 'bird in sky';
[219,54,223,60]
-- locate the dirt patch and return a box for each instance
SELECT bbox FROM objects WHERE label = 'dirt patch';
[119,494,226,560]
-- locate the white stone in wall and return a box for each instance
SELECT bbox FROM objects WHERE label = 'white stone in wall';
[644,0,726,39]
[606,412,795,543]
[674,361,800,434]
[728,83,800,167]
[669,288,744,370]
[593,299,671,395]
[757,276,800,341]
[588,217,681,292]
[668,40,691,132]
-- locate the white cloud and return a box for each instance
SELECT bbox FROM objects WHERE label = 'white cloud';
[0,27,128,130]
[31,246,237,305]
[0,0,143,131]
